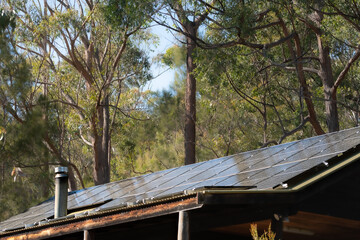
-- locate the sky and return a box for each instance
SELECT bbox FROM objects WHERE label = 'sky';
[144,24,176,92]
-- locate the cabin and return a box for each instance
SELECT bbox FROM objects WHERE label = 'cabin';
[1,127,360,239]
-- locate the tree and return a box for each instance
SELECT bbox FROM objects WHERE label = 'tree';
[154,0,221,165]
[6,0,152,185]
[269,0,360,132]
[0,7,56,221]
[195,0,360,134]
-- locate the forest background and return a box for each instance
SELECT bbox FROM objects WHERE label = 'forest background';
[1,0,360,221]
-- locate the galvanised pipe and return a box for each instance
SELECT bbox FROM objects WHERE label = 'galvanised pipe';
[54,166,68,219]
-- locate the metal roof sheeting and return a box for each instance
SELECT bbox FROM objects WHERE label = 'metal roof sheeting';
[1,127,360,232]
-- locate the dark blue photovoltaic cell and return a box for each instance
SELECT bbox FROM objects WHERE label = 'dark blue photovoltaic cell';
[1,127,360,231]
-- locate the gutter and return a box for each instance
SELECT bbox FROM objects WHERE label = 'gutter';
[291,151,360,190]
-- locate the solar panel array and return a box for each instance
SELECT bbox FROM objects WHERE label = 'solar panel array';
[1,127,360,232]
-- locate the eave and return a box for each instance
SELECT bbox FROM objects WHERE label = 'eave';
[0,194,200,240]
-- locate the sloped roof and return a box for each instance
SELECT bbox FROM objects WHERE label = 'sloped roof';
[1,126,360,233]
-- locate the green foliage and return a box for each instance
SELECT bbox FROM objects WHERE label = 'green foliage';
[110,87,185,180]
[218,1,257,37]
[161,45,186,68]
[103,0,157,30]
[0,9,15,31]
[0,9,55,221]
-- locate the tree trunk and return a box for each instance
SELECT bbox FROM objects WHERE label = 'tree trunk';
[93,94,110,185]
[317,36,339,132]
[41,2,51,197]
[293,34,325,135]
[184,23,197,165]
[309,2,340,132]
[67,167,77,191]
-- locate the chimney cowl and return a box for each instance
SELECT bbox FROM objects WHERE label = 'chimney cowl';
[55,166,68,178]
[55,166,68,173]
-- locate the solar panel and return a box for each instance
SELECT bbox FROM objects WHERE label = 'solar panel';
[1,127,360,232]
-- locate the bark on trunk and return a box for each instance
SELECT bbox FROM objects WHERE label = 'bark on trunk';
[174,3,210,165]
[184,23,197,165]
[311,2,340,132]
[67,167,77,191]
[93,94,110,185]
[317,37,339,132]
[41,8,51,197]
[293,34,325,135]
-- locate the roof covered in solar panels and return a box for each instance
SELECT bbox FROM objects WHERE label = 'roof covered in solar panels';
[1,126,360,232]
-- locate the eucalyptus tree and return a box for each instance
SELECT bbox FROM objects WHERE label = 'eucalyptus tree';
[270,0,360,133]
[186,1,317,148]
[153,0,223,165]
[261,0,360,133]
[195,43,313,152]
[197,0,360,136]
[322,0,360,127]
[153,1,311,158]
[0,8,57,220]
[6,0,152,185]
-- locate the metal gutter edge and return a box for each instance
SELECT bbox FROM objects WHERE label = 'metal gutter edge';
[193,189,294,195]
[291,151,360,190]
[195,189,297,206]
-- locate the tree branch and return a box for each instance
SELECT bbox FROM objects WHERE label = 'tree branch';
[333,47,360,90]
[283,66,320,75]
[278,116,310,144]
[79,126,93,147]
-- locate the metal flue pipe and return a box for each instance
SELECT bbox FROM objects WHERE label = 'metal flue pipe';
[54,166,68,218]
